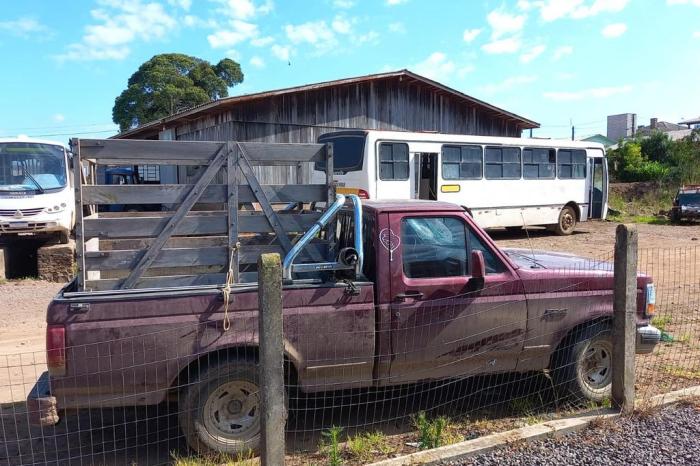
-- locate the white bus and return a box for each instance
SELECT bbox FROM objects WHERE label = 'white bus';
[0,137,75,243]
[314,130,608,235]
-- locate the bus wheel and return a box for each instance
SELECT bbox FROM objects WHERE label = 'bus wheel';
[553,206,577,236]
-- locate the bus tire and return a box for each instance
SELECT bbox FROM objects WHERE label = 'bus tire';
[553,206,577,236]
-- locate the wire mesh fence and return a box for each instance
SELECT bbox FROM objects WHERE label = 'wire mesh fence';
[0,245,698,465]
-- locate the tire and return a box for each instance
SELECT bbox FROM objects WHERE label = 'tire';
[550,322,612,403]
[552,206,577,236]
[58,231,70,244]
[669,210,681,224]
[179,360,264,455]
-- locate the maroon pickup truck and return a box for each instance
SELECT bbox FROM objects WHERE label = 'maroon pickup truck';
[29,200,660,455]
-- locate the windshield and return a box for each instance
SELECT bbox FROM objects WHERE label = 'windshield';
[679,193,700,205]
[0,142,67,192]
[315,134,366,173]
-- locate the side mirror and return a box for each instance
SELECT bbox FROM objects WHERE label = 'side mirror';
[469,250,486,291]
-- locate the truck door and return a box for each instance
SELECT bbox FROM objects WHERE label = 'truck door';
[375,142,414,200]
[386,212,527,384]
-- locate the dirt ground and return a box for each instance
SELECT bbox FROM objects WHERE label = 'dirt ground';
[0,220,698,465]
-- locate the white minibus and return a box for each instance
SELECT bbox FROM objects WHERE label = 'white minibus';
[0,137,75,243]
[314,130,607,235]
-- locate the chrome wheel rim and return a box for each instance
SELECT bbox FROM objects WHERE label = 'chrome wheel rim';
[580,340,612,390]
[203,380,260,440]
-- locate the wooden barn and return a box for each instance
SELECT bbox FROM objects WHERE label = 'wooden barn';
[114,69,538,184]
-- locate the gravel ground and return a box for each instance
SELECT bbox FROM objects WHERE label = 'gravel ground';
[456,403,700,466]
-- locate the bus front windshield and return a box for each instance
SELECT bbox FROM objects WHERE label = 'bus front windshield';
[0,142,67,192]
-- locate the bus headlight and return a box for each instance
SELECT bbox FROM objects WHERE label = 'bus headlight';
[45,203,67,214]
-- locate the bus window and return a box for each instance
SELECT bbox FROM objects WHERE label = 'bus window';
[485,146,521,179]
[523,148,555,179]
[442,145,482,180]
[379,142,409,180]
[558,149,587,179]
[315,134,366,173]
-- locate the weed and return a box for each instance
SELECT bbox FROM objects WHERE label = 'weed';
[346,431,392,463]
[171,449,257,466]
[662,365,700,380]
[320,425,344,466]
[651,315,672,333]
[413,412,461,450]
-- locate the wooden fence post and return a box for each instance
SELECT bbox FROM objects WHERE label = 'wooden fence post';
[612,224,638,413]
[258,253,285,465]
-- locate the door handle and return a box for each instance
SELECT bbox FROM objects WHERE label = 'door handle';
[396,291,424,301]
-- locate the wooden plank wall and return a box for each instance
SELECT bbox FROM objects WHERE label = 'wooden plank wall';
[170,77,522,184]
[74,139,333,291]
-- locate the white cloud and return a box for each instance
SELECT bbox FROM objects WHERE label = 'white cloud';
[667,0,700,5]
[555,71,575,80]
[250,55,265,68]
[333,0,355,7]
[0,17,50,38]
[486,10,526,39]
[55,1,177,61]
[412,51,472,81]
[480,75,537,94]
[553,45,573,60]
[602,22,627,38]
[386,0,408,5]
[482,37,522,54]
[694,31,700,38]
[530,0,630,21]
[355,30,379,44]
[168,0,192,10]
[250,35,274,47]
[389,22,406,33]
[208,19,259,47]
[462,28,481,43]
[543,84,632,101]
[332,16,353,34]
[520,44,546,63]
[285,20,336,50]
[52,114,65,123]
[271,44,291,61]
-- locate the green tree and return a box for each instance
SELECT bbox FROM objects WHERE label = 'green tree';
[112,53,243,132]
[640,131,672,163]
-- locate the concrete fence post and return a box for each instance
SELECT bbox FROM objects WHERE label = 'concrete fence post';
[612,224,638,413]
[258,253,285,465]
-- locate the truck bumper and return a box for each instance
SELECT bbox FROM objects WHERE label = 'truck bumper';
[26,371,60,427]
[636,324,661,355]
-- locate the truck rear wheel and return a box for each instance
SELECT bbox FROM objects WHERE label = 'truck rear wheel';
[551,322,613,403]
[179,360,263,455]
[552,206,577,236]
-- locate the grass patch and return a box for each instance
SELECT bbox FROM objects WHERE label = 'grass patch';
[607,183,677,224]
[651,315,672,333]
[171,450,257,466]
[413,412,462,450]
[346,431,393,463]
[662,365,700,380]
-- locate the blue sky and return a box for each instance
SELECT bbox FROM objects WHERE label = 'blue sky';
[0,0,698,141]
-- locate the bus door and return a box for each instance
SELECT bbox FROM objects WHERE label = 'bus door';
[588,157,606,219]
[415,153,438,200]
[376,142,414,199]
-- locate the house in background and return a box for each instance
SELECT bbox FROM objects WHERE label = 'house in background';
[580,134,616,148]
[607,113,637,141]
[678,116,700,130]
[636,117,692,141]
[113,69,539,184]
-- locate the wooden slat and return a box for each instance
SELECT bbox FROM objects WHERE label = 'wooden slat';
[227,142,240,282]
[84,212,323,238]
[82,184,328,205]
[84,243,328,270]
[237,144,293,253]
[85,272,258,291]
[238,142,325,163]
[85,246,228,270]
[121,144,229,289]
[79,139,224,165]
[72,138,86,290]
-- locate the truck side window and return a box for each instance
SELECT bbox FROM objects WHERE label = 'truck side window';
[401,217,467,278]
[468,230,506,274]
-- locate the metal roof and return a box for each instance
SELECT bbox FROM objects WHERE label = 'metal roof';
[114,69,539,139]
[679,116,700,126]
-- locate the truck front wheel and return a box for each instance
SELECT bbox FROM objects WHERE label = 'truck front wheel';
[550,323,613,403]
[179,360,263,455]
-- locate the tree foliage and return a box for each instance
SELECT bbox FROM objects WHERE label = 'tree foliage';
[607,129,700,184]
[112,53,243,132]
